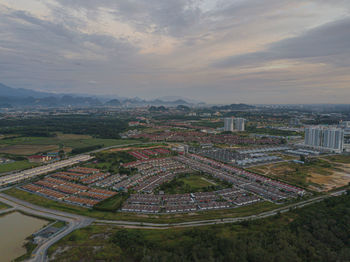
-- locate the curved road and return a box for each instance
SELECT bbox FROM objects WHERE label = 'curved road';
[0,190,347,261]
[0,193,94,262]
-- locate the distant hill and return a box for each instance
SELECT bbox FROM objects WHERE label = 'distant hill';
[0,83,204,108]
[0,83,102,107]
[211,103,255,110]
[105,99,121,106]
[0,83,53,98]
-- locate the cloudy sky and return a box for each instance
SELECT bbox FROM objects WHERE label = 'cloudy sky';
[0,0,349,104]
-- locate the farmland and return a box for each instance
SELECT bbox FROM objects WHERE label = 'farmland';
[0,160,39,174]
[0,134,137,156]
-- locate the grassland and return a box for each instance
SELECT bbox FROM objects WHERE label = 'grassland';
[51,221,67,229]
[0,160,39,174]
[157,173,231,194]
[3,188,278,223]
[0,134,138,155]
[179,175,215,188]
[325,154,350,164]
[0,201,10,210]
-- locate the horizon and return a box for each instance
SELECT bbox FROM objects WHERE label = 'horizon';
[0,1,349,104]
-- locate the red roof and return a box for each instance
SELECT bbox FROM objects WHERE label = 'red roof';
[28,155,46,159]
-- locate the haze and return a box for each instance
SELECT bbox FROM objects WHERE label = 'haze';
[0,0,349,104]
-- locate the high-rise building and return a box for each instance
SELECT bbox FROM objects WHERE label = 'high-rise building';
[340,121,350,130]
[224,117,234,132]
[234,118,245,131]
[304,126,344,153]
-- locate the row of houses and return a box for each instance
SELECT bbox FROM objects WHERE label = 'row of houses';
[21,166,117,207]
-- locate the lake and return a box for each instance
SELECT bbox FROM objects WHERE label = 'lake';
[0,212,49,262]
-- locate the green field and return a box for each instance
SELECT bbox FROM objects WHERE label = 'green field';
[179,175,215,188]
[0,134,138,155]
[51,220,67,229]
[158,173,231,194]
[3,188,277,223]
[0,160,39,174]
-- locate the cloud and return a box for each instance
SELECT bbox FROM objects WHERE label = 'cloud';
[0,0,349,103]
[213,17,350,68]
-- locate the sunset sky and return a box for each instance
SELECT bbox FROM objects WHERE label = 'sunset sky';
[0,0,349,103]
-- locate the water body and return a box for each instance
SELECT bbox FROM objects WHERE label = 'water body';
[0,212,49,262]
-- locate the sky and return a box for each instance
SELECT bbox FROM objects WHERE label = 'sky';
[0,0,349,104]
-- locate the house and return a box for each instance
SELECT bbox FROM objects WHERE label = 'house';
[28,155,52,163]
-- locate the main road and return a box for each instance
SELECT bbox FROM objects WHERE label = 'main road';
[0,155,93,187]
[0,141,161,188]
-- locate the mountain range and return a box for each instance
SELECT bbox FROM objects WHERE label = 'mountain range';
[0,83,202,108]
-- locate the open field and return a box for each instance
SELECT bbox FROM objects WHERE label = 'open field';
[0,134,137,155]
[3,188,278,223]
[179,175,216,188]
[158,173,230,194]
[107,143,168,152]
[0,160,39,174]
[0,144,59,155]
[249,157,350,191]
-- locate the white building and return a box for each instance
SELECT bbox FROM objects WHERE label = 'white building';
[340,121,350,129]
[304,126,344,153]
[234,118,245,131]
[224,117,234,132]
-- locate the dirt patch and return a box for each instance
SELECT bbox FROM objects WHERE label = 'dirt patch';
[108,145,169,152]
[308,169,350,191]
[55,133,92,140]
[250,160,350,192]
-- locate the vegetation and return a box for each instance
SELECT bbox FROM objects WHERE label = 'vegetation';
[0,160,39,173]
[14,235,37,262]
[49,192,350,262]
[249,158,341,189]
[0,134,138,156]
[0,201,10,210]
[157,173,231,194]
[0,115,128,139]
[51,221,67,229]
[71,144,103,154]
[87,151,137,174]
[93,193,130,212]
[246,126,300,136]
[325,155,350,164]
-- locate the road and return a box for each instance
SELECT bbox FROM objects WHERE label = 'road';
[0,141,160,188]
[0,193,94,262]
[0,189,347,261]
[0,207,16,215]
[0,155,93,187]
[94,194,331,229]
